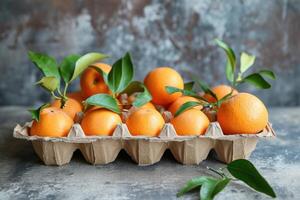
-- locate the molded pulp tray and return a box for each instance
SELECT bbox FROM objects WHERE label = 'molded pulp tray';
[13,122,275,166]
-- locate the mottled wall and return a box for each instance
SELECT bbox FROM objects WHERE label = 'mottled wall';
[0,0,299,106]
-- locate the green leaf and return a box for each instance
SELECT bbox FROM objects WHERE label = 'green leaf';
[35,76,59,92]
[215,39,236,82]
[200,178,219,200]
[174,101,203,117]
[199,177,230,200]
[177,176,212,197]
[184,81,195,91]
[84,94,121,114]
[258,70,276,80]
[59,54,81,83]
[240,52,256,73]
[227,159,276,198]
[122,81,144,95]
[107,52,134,94]
[28,51,60,80]
[28,103,50,122]
[211,178,231,197]
[195,80,218,101]
[70,52,109,82]
[121,81,152,107]
[133,84,152,107]
[226,61,234,84]
[242,73,271,89]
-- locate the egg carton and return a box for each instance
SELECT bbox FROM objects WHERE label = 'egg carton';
[13,121,275,166]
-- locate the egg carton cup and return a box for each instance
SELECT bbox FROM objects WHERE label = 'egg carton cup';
[13,121,275,166]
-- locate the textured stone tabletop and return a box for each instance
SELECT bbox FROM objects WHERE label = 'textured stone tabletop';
[0,106,299,200]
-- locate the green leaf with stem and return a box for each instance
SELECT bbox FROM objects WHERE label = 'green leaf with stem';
[184,81,195,91]
[28,103,50,122]
[258,70,276,80]
[59,54,81,84]
[35,76,59,92]
[242,73,271,89]
[28,51,60,80]
[84,94,121,114]
[70,52,109,82]
[240,52,256,74]
[174,101,204,117]
[227,159,276,198]
[107,52,134,95]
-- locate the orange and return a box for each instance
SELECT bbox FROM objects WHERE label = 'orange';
[126,108,165,137]
[217,93,268,134]
[30,107,73,137]
[170,109,209,136]
[144,67,184,106]
[51,98,83,121]
[168,96,203,115]
[203,84,238,103]
[139,102,156,110]
[67,91,85,103]
[81,109,122,136]
[80,63,111,98]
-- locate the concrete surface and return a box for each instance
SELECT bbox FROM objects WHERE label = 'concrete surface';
[0,0,300,106]
[0,106,299,200]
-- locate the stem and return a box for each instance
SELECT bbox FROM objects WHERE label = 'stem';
[59,83,69,109]
[207,166,225,178]
[63,83,69,97]
[51,92,61,100]
[57,88,64,97]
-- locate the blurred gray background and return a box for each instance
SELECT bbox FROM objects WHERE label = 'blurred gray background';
[0,0,299,106]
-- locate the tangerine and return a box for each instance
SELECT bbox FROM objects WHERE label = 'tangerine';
[170,109,209,136]
[81,109,122,136]
[126,108,165,137]
[30,107,73,137]
[217,93,268,134]
[144,67,184,106]
[80,63,111,98]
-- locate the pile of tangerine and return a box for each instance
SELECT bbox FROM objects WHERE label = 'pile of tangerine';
[31,63,269,138]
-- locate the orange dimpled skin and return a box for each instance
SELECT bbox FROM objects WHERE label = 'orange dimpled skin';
[81,109,122,136]
[217,93,268,134]
[126,108,165,137]
[203,84,238,103]
[51,98,83,121]
[144,67,184,106]
[170,109,209,136]
[80,63,111,98]
[30,107,74,137]
[168,96,203,115]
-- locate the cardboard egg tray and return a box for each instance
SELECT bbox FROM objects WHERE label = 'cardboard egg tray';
[13,121,275,166]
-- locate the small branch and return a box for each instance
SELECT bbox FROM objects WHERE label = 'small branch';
[63,83,69,97]
[207,166,225,178]
[51,92,61,100]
